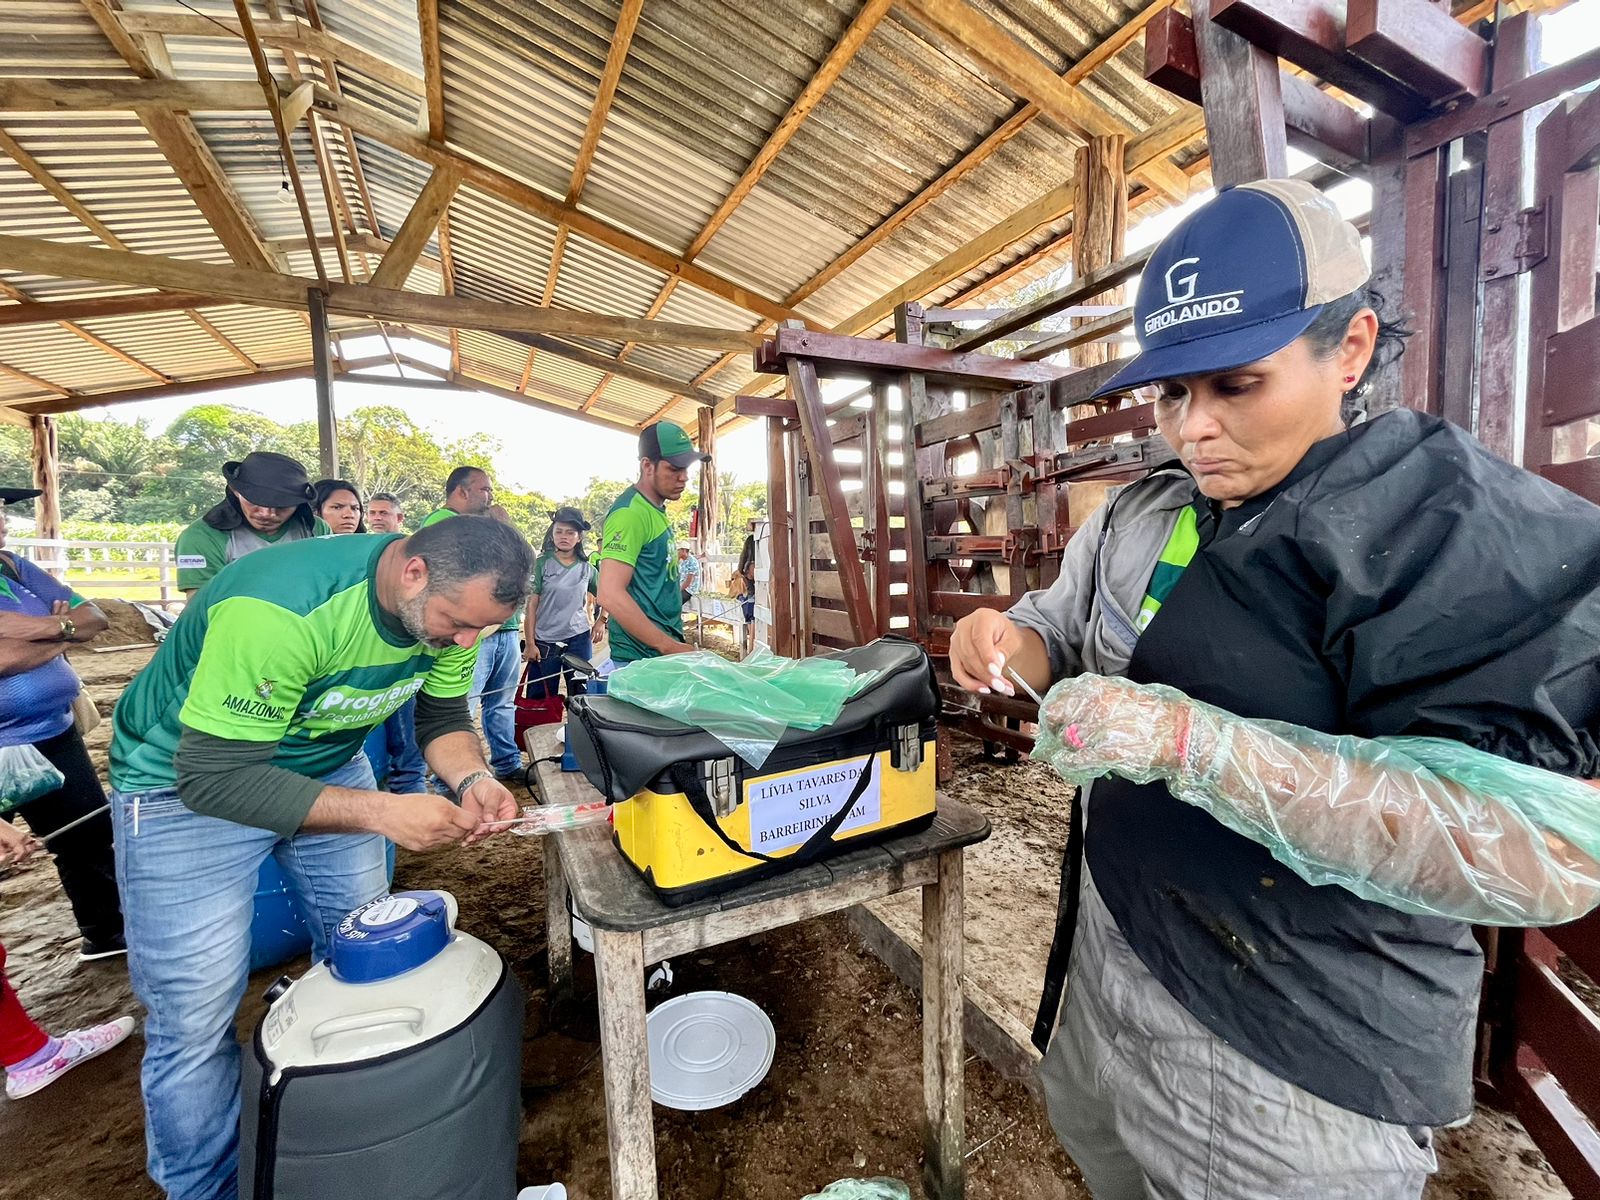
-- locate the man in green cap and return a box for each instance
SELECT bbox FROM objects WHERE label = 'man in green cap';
[596,422,708,664]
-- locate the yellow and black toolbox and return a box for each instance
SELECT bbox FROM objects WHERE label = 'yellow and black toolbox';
[565,638,939,905]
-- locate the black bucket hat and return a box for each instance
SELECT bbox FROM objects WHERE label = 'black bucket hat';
[0,486,43,505]
[222,451,316,508]
[550,505,591,531]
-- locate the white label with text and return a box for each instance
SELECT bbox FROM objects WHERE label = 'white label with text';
[745,758,879,853]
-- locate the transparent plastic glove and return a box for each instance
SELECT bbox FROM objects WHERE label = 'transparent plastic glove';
[1034,674,1600,927]
[0,743,66,815]
[801,1180,911,1200]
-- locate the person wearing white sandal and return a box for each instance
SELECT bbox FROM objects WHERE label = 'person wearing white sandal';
[0,822,134,1099]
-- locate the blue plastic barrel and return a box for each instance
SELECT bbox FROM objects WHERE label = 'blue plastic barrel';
[249,841,399,971]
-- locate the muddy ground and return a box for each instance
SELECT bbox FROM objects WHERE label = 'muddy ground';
[0,610,1575,1199]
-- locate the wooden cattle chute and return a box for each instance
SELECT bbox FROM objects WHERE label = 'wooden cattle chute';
[755,2,1600,1192]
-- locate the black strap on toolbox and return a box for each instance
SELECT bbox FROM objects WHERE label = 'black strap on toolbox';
[1031,784,1085,1054]
[668,753,877,867]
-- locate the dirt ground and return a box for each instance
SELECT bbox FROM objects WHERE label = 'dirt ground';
[0,610,1575,1199]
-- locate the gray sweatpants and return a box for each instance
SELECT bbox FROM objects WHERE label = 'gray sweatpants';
[1039,871,1438,1200]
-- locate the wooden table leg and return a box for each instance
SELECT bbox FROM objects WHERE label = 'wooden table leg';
[592,927,658,1200]
[922,849,966,1200]
[544,839,574,1014]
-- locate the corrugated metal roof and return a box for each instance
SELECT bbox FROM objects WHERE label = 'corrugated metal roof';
[0,0,1229,427]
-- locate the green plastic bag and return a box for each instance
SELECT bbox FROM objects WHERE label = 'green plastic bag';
[606,648,877,769]
[0,743,65,815]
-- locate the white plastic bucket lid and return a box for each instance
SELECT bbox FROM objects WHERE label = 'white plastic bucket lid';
[647,991,776,1111]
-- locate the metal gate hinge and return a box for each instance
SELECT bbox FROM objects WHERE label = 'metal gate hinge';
[1481,203,1548,280]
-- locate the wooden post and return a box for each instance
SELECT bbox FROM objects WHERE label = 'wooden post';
[308,288,338,478]
[1194,1,1288,186]
[544,842,574,1017]
[866,383,892,637]
[1438,144,1485,435]
[159,543,174,609]
[787,322,874,646]
[1477,13,1540,462]
[922,848,966,1200]
[765,415,797,657]
[1071,134,1128,371]
[696,406,717,551]
[896,303,935,643]
[30,414,60,551]
[591,928,658,1200]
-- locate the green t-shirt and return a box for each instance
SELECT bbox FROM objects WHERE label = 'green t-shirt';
[110,533,479,793]
[1135,506,1201,632]
[594,485,680,663]
[174,514,330,592]
[416,507,522,630]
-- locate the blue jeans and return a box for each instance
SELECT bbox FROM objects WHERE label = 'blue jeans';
[471,627,522,776]
[112,754,389,1200]
[527,630,592,700]
[361,698,426,794]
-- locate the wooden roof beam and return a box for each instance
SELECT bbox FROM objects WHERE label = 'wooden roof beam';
[61,320,170,382]
[0,140,246,377]
[0,360,74,399]
[687,0,1188,394]
[0,78,267,113]
[0,235,764,352]
[16,366,313,417]
[899,0,1193,202]
[233,0,328,285]
[77,0,280,273]
[117,11,425,96]
[310,87,805,326]
[418,0,444,140]
[187,311,258,370]
[260,0,355,285]
[0,292,223,327]
[369,165,461,290]
[566,0,643,204]
[615,0,889,372]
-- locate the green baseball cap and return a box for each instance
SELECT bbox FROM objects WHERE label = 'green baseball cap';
[639,422,709,469]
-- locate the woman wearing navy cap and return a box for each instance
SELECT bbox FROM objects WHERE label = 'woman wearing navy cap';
[950,179,1600,1198]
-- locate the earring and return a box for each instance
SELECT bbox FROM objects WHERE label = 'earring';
[1344,375,1356,385]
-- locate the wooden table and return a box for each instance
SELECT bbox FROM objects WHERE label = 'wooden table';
[527,725,990,1200]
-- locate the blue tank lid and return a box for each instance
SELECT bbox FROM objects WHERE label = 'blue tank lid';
[330,891,453,983]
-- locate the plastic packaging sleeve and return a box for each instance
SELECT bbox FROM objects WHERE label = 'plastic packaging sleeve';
[605,648,877,769]
[507,801,613,837]
[1034,674,1600,927]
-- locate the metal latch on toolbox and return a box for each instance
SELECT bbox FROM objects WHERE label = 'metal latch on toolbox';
[892,724,923,773]
[702,757,739,818]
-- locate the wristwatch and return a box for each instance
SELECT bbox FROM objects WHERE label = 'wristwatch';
[57,616,76,642]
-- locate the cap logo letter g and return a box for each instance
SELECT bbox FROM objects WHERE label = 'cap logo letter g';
[1165,257,1200,304]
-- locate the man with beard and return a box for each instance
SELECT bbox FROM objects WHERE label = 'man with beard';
[107,516,533,1200]
[174,451,328,597]
[596,423,709,664]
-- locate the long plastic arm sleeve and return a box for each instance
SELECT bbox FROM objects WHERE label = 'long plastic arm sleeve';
[1035,675,1600,926]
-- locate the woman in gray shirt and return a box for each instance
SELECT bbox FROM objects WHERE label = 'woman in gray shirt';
[522,506,604,699]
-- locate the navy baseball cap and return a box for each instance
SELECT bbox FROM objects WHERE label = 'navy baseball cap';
[1094,179,1370,397]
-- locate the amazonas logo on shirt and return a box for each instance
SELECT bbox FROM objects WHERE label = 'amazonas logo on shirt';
[1143,257,1244,337]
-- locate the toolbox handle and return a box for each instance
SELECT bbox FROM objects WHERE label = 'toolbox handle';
[669,753,876,867]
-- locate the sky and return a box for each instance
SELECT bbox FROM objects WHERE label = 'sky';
[59,0,1600,495]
